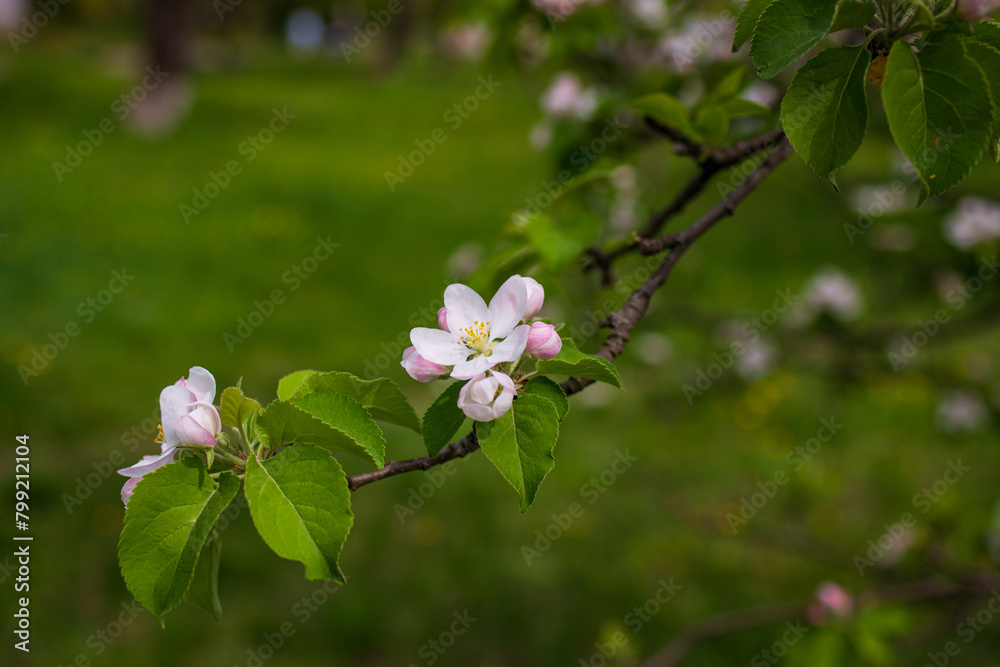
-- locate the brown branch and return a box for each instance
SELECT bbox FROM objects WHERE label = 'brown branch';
[639,574,1000,667]
[347,134,793,492]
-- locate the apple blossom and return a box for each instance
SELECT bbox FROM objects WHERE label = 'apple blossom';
[522,277,545,320]
[117,366,222,506]
[409,275,531,380]
[524,322,562,360]
[956,0,1000,21]
[437,307,451,332]
[401,346,450,383]
[457,371,517,422]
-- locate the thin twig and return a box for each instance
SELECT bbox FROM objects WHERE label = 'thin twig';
[347,135,793,492]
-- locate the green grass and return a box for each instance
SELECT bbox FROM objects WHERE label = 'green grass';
[3,38,1000,667]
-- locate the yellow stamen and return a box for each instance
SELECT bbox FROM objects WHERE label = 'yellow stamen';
[458,320,494,356]
[155,424,165,444]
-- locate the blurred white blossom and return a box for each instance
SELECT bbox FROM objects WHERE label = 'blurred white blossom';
[740,81,780,109]
[944,197,1000,250]
[936,390,989,433]
[794,268,865,323]
[439,23,492,62]
[736,338,777,380]
[627,0,668,29]
[540,72,600,120]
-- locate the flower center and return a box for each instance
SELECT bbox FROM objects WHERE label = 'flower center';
[458,320,493,357]
[155,424,165,444]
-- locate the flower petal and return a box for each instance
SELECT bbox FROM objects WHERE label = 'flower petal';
[411,327,468,365]
[451,354,497,380]
[189,403,222,438]
[488,275,528,337]
[175,414,217,447]
[184,366,217,403]
[443,283,490,331]
[457,373,486,409]
[159,385,196,446]
[462,402,499,422]
[469,375,499,404]
[121,477,142,506]
[118,449,176,478]
[489,324,531,363]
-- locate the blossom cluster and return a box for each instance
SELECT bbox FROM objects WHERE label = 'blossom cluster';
[117,366,222,505]
[401,275,562,422]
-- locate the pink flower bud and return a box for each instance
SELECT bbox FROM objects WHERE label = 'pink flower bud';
[956,0,1000,21]
[817,582,852,617]
[525,322,561,360]
[522,276,545,320]
[437,307,451,332]
[401,346,450,383]
[456,371,516,421]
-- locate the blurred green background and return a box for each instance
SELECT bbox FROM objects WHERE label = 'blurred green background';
[4,1,1000,665]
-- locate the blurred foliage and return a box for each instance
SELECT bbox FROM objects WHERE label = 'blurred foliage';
[3,0,1000,665]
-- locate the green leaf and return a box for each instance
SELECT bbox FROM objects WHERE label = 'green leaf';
[882,37,992,202]
[521,376,569,421]
[780,44,871,183]
[703,67,746,106]
[721,98,773,118]
[829,0,876,33]
[476,395,560,512]
[422,382,467,457]
[277,370,317,401]
[290,371,421,433]
[219,384,261,430]
[244,444,353,582]
[118,460,239,617]
[966,23,1000,161]
[751,0,839,79]
[694,106,730,145]
[629,93,701,141]
[535,338,623,389]
[183,530,223,620]
[254,399,386,468]
[733,0,775,52]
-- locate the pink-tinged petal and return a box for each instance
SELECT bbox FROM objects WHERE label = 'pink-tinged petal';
[411,327,468,365]
[493,371,516,394]
[488,275,528,337]
[456,373,485,409]
[189,403,222,437]
[401,346,450,382]
[437,307,451,332]
[522,277,545,320]
[525,322,562,360]
[469,375,499,405]
[184,366,217,403]
[461,402,498,422]
[443,283,490,331]
[489,324,531,363]
[175,414,217,447]
[159,385,197,446]
[451,354,498,380]
[118,449,176,478]
[121,477,142,506]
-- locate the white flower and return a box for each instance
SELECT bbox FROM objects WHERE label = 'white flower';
[457,371,516,421]
[944,197,1000,251]
[541,73,599,120]
[410,276,531,380]
[803,268,864,322]
[117,366,222,505]
[627,0,668,28]
[401,346,450,383]
[936,390,989,433]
